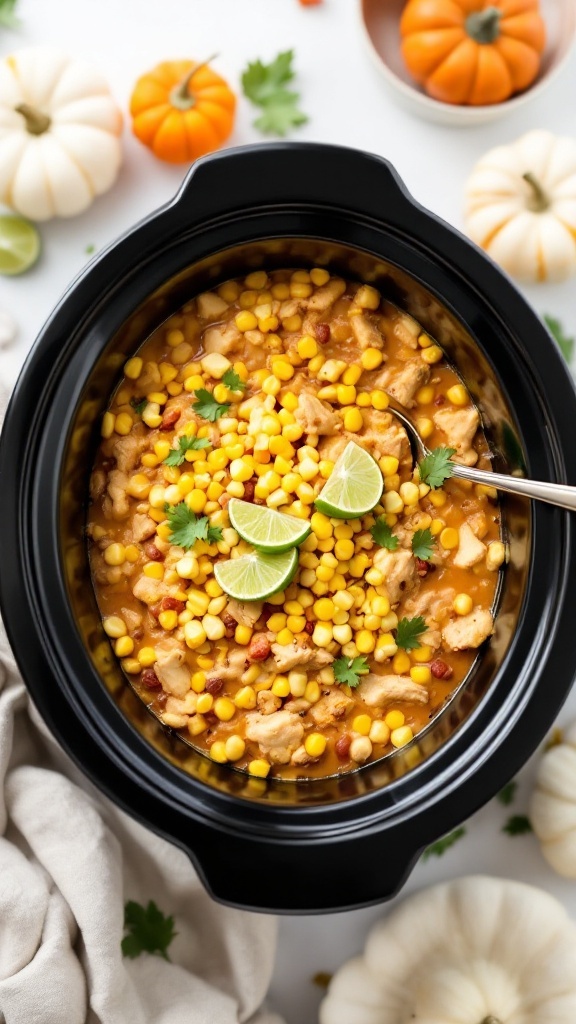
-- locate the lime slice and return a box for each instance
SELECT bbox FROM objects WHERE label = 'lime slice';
[214,547,299,601]
[0,216,41,276]
[314,440,383,518]
[228,498,311,553]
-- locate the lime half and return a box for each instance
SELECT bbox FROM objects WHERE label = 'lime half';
[228,498,311,553]
[214,547,299,601]
[0,216,40,276]
[314,440,383,519]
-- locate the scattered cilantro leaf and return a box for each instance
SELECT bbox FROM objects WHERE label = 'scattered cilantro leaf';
[422,827,466,861]
[395,615,427,651]
[411,528,434,561]
[497,780,517,806]
[85,243,95,255]
[163,435,211,467]
[544,315,574,362]
[333,655,370,688]
[0,0,19,27]
[418,446,456,489]
[192,388,230,422]
[370,517,399,550]
[130,397,147,416]
[165,502,222,549]
[121,900,176,961]
[222,368,247,393]
[503,815,532,836]
[241,50,308,137]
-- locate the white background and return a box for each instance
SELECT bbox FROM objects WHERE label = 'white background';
[2,2,576,1021]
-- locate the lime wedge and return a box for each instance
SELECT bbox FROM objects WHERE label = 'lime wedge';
[314,440,383,519]
[0,216,40,276]
[228,498,311,553]
[214,547,299,601]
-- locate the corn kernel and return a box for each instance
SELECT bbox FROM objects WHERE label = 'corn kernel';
[235,310,258,332]
[248,759,270,778]
[225,735,246,762]
[356,630,376,654]
[429,489,448,508]
[297,335,318,360]
[417,417,434,440]
[415,385,434,405]
[412,645,433,663]
[213,697,235,722]
[104,543,126,566]
[274,628,294,646]
[196,693,214,715]
[122,658,142,675]
[271,359,295,382]
[453,593,473,615]
[476,483,498,500]
[349,736,372,762]
[399,481,420,506]
[360,347,383,371]
[190,671,206,693]
[383,491,403,515]
[352,714,372,735]
[234,686,257,710]
[343,407,363,432]
[142,404,162,429]
[410,665,432,685]
[271,676,290,698]
[305,733,327,757]
[334,538,354,561]
[103,616,127,639]
[124,356,143,379]
[184,621,207,649]
[385,709,405,730]
[446,384,468,406]
[188,714,208,736]
[486,541,506,570]
[379,456,399,477]
[114,636,134,658]
[440,527,459,550]
[336,384,356,405]
[304,680,321,703]
[114,412,134,435]
[371,390,389,410]
[210,741,228,763]
[158,609,178,631]
[369,720,391,745]
[101,411,115,439]
[421,345,443,364]
[391,725,414,748]
[392,652,410,675]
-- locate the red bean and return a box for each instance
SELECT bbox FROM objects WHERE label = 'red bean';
[304,621,314,635]
[335,734,352,759]
[248,634,272,662]
[434,395,445,406]
[144,542,164,562]
[431,659,453,680]
[161,596,185,614]
[243,479,256,502]
[160,407,181,430]
[415,558,429,577]
[222,613,237,630]
[141,668,161,688]
[206,677,224,695]
[315,322,330,344]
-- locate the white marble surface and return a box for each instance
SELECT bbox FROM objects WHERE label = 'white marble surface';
[2,2,576,1022]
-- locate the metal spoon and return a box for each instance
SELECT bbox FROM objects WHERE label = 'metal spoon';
[388,406,576,512]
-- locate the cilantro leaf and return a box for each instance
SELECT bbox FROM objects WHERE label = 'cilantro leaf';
[192,388,230,422]
[418,446,457,489]
[0,0,19,27]
[411,528,434,561]
[502,814,532,836]
[544,314,574,362]
[370,517,399,550]
[241,50,308,137]
[497,780,517,806]
[222,368,247,393]
[121,900,176,961]
[395,615,427,651]
[130,397,147,416]
[163,435,211,467]
[165,502,221,549]
[422,827,465,861]
[85,243,95,255]
[333,655,370,688]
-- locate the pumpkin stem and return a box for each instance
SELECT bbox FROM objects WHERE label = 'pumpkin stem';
[15,102,51,135]
[523,171,550,212]
[170,54,219,111]
[465,7,502,44]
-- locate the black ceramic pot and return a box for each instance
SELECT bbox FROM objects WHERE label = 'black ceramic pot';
[1,143,576,914]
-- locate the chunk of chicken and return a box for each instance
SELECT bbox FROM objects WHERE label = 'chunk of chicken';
[209,646,248,683]
[154,646,192,698]
[443,608,494,650]
[453,522,487,569]
[404,585,456,649]
[257,691,282,715]
[132,574,169,605]
[121,607,143,631]
[90,469,107,501]
[360,410,411,463]
[138,361,162,392]
[196,291,229,319]
[306,278,346,311]
[358,674,429,707]
[310,689,353,728]
[245,710,304,765]
[203,321,242,356]
[270,642,334,673]
[372,547,418,605]
[376,358,430,408]
[131,513,157,543]
[226,599,263,629]
[165,692,197,716]
[391,312,420,349]
[433,406,479,467]
[106,469,130,519]
[109,431,149,475]
[291,745,317,767]
[349,312,385,351]
[294,392,342,436]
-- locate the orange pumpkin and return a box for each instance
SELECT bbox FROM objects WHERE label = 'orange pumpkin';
[400,0,546,106]
[130,59,236,163]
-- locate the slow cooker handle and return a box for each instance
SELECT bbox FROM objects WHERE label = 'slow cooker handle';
[172,142,421,229]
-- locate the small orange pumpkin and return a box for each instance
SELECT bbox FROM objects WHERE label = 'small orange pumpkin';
[130,58,236,163]
[400,0,546,106]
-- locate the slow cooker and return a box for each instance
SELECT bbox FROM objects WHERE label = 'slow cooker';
[1,142,575,913]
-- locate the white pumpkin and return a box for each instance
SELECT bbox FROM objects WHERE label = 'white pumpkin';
[320,875,576,1024]
[530,721,576,878]
[464,130,576,284]
[0,47,123,221]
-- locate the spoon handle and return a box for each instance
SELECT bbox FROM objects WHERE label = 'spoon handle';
[450,463,576,512]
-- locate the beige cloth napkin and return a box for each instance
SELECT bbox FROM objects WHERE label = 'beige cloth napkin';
[0,377,284,1024]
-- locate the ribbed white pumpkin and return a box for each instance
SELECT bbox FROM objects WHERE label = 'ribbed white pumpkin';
[0,47,123,220]
[530,721,576,878]
[464,130,576,283]
[320,876,576,1024]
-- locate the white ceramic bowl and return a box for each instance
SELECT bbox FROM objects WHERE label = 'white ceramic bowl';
[359,0,576,126]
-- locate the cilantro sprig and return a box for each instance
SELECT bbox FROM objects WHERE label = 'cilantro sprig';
[422,827,466,861]
[502,815,532,836]
[0,0,19,26]
[395,615,427,651]
[418,446,456,489]
[165,502,223,549]
[163,435,210,467]
[222,368,247,393]
[241,49,308,137]
[544,314,574,362]
[122,900,176,961]
[333,655,370,688]
[130,397,147,416]
[192,388,230,422]
[370,517,398,550]
[411,528,434,561]
[497,780,517,807]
